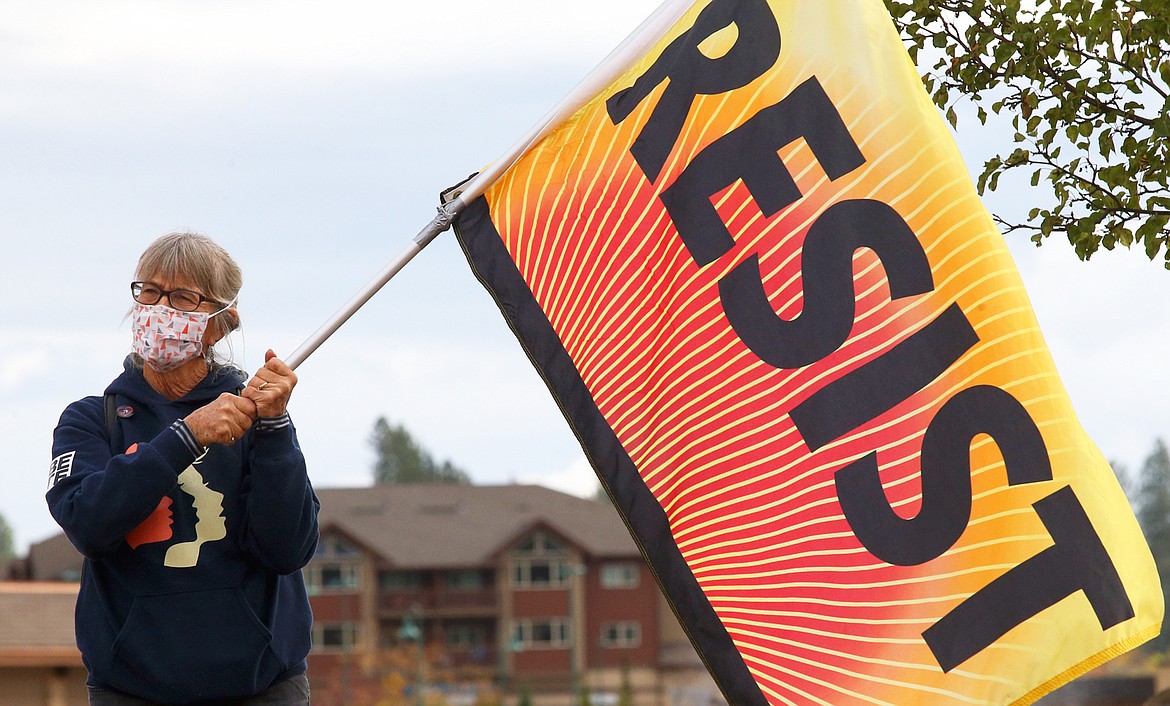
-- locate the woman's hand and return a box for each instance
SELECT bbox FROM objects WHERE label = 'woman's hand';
[241,349,298,419]
[185,393,258,447]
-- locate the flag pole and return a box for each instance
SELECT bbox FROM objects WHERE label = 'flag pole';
[284,0,693,371]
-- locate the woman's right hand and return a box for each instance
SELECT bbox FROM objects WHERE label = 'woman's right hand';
[184,393,258,447]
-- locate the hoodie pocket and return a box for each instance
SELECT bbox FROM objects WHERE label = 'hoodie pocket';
[110,587,285,702]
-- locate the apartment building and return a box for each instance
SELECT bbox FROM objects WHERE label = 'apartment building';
[306,484,721,706]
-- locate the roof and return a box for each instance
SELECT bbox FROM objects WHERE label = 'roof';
[27,531,83,581]
[316,484,640,569]
[0,582,82,666]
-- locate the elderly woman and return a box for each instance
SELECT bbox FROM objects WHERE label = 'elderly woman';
[46,231,318,706]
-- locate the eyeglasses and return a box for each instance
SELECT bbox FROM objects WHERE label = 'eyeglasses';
[131,281,224,313]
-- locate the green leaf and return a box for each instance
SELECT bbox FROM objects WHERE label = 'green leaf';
[1139,216,1170,259]
[1099,164,1129,188]
[1098,131,1114,158]
[1005,148,1030,166]
[934,85,949,109]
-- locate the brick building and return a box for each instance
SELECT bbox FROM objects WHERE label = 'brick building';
[306,484,721,706]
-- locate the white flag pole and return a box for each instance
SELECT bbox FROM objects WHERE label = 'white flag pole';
[284,0,694,370]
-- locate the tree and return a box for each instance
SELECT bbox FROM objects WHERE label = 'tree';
[517,684,533,706]
[617,659,634,706]
[369,417,471,485]
[1111,458,1136,507]
[884,0,1170,265]
[0,513,13,564]
[592,483,611,503]
[1134,438,1170,652]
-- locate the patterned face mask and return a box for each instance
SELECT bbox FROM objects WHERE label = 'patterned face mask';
[131,300,234,373]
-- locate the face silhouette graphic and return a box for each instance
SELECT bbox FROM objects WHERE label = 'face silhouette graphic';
[123,446,227,568]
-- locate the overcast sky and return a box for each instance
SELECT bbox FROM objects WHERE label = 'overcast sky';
[2,0,1167,554]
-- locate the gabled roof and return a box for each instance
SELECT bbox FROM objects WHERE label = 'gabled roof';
[316,484,639,569]
[26,532,83,581]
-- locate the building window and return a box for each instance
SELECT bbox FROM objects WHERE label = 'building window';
[511,618,570,649]
[513,558,568,587]
[379,570,422,591]
[313,622,359,652]
[600,562,640,589]
[445,624,487,649]
[444,569,482,590]
[515,531,563,554]
[511,531,571,588]
[304,563,359,594]
[315,535,360,559]
[600,621,641,648]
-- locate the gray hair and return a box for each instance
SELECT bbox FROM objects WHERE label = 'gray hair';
[135,230,243,362]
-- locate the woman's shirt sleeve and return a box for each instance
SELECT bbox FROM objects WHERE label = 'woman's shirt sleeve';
[46,397,200,558]
[238,413,320,575]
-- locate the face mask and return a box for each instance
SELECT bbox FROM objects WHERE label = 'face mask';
[131,300,234,373]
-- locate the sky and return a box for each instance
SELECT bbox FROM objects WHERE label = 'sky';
[2,0,1168,555]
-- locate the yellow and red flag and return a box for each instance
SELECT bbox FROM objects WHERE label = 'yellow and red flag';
[451,1,1162,703]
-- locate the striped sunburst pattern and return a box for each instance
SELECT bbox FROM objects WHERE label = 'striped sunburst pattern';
[466,1,1161,704]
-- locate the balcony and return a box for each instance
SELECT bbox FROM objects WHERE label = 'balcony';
[377,587,498,617]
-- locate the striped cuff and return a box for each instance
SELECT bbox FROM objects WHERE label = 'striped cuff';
[170,419,204,457]
[254,413,291,433]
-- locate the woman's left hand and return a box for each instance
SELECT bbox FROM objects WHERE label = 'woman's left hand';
[242,349,298,418]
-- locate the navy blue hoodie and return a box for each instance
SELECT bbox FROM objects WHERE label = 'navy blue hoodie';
[46,357,319,704]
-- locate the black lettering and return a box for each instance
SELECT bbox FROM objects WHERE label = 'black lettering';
[719,199,932,369]
[923,486,1135,672]
[790,302,979,452]
[836,385,1052,566]
[606,0,782,182]
[660,78,866,266]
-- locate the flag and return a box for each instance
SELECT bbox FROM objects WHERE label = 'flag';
[450,1,1163,703]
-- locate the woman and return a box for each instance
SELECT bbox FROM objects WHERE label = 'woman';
[46,231,319,705]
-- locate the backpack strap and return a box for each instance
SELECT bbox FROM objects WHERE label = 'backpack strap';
[103,392,127,455]
[104,393,117,441]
